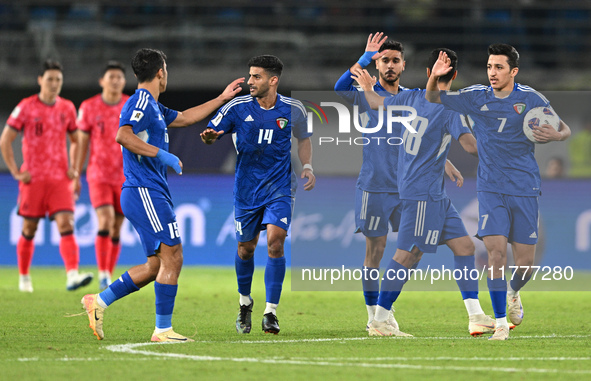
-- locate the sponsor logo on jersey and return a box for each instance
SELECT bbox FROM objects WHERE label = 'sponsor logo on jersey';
[10,106,21,119]
[276,117,288,129]
[244,115,254,122]
[480,104,489,111]
[211,113,223,127]
[529,231,537,239]
[280,217,288,225]
[131,110,144,122]
[513,103,526,114]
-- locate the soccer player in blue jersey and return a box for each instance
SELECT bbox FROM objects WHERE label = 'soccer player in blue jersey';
[200,55,315,334]
[334,33,407,331]
[426,44,571,340]
[352,48,496,337]
[81,48,244,341]
[335,33,463,331]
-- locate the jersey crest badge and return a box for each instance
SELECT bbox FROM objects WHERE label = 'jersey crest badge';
[513,103,526,115]
[276,117,288,129]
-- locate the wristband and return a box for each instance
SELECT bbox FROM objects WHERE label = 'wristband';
[357,51,377,67]
[156,149,182,174]
[303,164,313,173]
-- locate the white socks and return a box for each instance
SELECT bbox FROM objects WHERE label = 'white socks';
[239,294,252,306]
[464,298,485,316]
[496,317,509,328]
[264,303,278,316]
[374,306,390,322]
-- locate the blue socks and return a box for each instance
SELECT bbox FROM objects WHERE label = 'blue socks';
[265,256,286,304]
[454,255,479,300]
[235,251,254,296]
[155,282,177,329]
[377,259,409,311]
[362,266,379,306]
[510,270,532,292]
[487,277,507,318]
[99,271,140,306]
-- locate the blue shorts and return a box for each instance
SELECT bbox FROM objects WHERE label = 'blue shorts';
[477,191,539,245]
[121,187,181,256]
[355,189,402,237]
[397,197,468,254]
[234,196,293,242]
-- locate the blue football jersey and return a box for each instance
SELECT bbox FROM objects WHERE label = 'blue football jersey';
[207,94,311,209]
[119,89,178,197]
[335,69,409,192]
[384,90,471,201]
[440,83,553,196]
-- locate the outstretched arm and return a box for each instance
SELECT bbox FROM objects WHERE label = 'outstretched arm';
[426,51,453,104]
[350,68,385,110]
[169,77,244,127]
[297,137,315,191]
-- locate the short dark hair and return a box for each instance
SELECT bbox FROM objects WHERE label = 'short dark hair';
[131,48,166,83]
[101,60,125,77]
[488,43,519,69]
[248,55,283,78]
[427,48,458,83]
[379,40,404,57]
[40,59,62,76]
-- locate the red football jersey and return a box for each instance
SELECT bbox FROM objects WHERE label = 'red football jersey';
[7,95,77,181]
[77,93,129,185]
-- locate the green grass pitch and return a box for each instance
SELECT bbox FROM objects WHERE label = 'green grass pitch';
[1,266,590,380]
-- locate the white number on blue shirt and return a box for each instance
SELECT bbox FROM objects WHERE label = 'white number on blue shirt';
[497,118,507,133]
[257,129,273,144]
[402,116,429,155]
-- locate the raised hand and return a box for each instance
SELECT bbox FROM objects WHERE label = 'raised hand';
[432,51,453,79]
[220,77,245,102]
[350,68,376,92]
[366,32,389,60]
[201,127,224,145]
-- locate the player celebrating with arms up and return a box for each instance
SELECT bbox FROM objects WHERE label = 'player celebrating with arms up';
[81,48,244,342]
[201,55,315,335]
[0,60,93,293]
[426,44,570,340]
[77,61,129,291]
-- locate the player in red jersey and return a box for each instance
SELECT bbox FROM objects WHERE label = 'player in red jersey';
[77,61,129,290]
[0,59,93,292]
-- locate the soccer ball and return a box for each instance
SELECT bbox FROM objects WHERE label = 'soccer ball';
[523,106,559,144]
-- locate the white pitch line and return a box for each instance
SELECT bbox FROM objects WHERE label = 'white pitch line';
[187,333,591,345]
[101,342,591,375]
[278,356,591,362]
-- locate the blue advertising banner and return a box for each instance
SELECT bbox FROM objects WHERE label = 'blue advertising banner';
[0,174,590,278]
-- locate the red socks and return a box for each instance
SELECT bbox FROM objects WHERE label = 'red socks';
[59,233,79,272]
[17,235,34,275]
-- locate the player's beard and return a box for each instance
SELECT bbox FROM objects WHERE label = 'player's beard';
[380,71,400,86]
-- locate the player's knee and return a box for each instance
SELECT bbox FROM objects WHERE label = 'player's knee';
[238,244,255,260]
[267,240,284,258]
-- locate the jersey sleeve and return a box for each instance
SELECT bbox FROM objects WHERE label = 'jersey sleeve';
[6,99,28,131]
[446,111,472,141]
[207,105,236,135]
[76,100,91,134]
[291,99,312,139]
[159,103,178,126]
[334,69,365,106]
[120,102,150,134]
[440,87,481,115]
[66,101,78,133]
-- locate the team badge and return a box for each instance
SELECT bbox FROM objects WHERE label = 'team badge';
[513,103,526,114]
[276,117,288,129]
